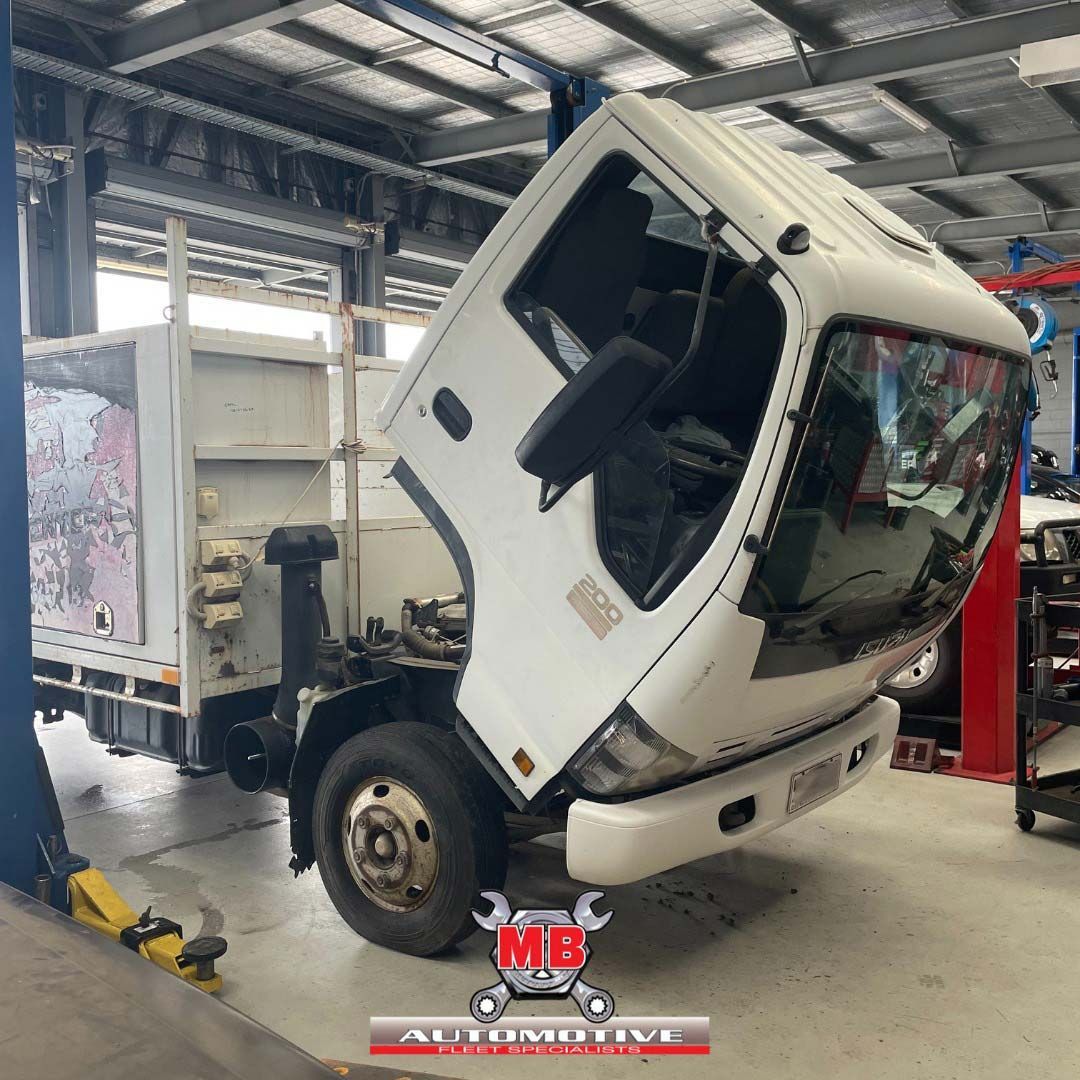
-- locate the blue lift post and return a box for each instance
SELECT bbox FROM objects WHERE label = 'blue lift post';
[1008,237,1073,492]
[0,0,86,907]
[337,0,609,155]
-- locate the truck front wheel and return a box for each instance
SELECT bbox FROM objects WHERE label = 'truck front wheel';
[312,721,507,956]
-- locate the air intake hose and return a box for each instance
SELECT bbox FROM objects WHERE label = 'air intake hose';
[400,601,466,662]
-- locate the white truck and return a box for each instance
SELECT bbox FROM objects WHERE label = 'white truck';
[33,92,1031,957]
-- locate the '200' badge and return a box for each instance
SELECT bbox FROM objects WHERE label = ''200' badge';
[567,574,623,641]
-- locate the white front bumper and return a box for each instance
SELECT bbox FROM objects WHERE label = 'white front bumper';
[565,695,899,885]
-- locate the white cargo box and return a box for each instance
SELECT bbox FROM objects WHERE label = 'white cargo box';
[26,322,458,727]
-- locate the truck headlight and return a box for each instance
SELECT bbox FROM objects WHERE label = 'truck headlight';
[568,704,696,796]
[1020,532,1063,563]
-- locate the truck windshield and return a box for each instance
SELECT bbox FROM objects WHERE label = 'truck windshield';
[742,321,1029,669]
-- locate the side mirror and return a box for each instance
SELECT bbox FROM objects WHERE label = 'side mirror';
[515,336,671,511]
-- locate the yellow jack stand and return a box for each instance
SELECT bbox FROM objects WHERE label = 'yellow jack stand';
[68,868,226,993]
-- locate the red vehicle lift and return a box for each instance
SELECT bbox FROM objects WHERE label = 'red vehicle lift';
[937,466,1021,782]
[937,240,1065,783]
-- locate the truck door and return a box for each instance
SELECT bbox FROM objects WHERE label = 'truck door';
[381,113,804,797]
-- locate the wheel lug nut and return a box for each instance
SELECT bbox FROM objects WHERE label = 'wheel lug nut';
[395,852,409,868]
[383,816,395,830]
[356,815,367,829]
[376,874,388,887]
[353,848,365,862]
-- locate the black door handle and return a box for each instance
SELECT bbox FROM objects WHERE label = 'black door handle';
[432,387,472,441]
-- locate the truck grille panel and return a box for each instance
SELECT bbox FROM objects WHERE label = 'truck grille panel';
[1062,528,1080,563]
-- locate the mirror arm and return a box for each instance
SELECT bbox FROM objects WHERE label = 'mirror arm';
[536,472,583,513]
[538,480,570,513]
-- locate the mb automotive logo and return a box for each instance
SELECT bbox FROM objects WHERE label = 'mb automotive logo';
[470,890,615,1022]
[369,891,710,1057]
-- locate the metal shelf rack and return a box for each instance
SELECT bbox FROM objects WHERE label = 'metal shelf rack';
[1015,591,1080,831]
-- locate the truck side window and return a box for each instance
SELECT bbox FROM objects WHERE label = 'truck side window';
[507,155,785,609]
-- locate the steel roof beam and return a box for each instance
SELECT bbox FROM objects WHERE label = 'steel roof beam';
[1036,83,1080,133]
[744,0,833,47]
[283,60,354,89]
[911,187,979,220]
[1007,173,1068,209]
[102,0,335,74]
[14,47,515,206]
[942,0,976,17]
[834,132,1080,191]
[932,205,1080,245]
[412,4,1080,164]
[548,0,874,163]
[89,153,479,266]
[271,23,517,118]
[547,0,709,76]
[335,0,570,94]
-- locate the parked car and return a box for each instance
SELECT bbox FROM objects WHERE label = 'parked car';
[1032,443,1060,470]
[1030,463,1080,503]
[884,494,1080,714]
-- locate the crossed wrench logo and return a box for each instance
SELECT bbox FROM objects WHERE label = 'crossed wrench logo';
[470,891,615,1023]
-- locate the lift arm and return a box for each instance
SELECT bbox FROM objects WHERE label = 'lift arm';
[336,0,609,154]
[68,868,226,992]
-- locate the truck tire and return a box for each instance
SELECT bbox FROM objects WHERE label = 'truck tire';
[882,621,961,716]
[312,721,507,956]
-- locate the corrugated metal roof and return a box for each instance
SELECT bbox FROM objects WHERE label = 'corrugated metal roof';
[14,0,1080,269]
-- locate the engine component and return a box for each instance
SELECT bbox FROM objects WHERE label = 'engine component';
[399,595,467,662]
[263,525,339,728]
[316,636,345,687]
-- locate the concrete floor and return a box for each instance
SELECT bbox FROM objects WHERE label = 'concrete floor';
[39,716,1080,1080]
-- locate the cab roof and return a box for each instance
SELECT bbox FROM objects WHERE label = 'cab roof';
[606,93,1031,358]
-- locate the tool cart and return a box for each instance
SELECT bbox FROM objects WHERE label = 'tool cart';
[1015,590,1080,831]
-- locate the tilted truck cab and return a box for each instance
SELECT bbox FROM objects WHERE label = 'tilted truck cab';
[374,92,1029,886]
[230,92,1031,956]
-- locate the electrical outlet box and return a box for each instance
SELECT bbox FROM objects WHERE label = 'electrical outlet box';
[202,570,243,599]
[200,539,243,569]
[196,486,220,520]
[203,601,244,630]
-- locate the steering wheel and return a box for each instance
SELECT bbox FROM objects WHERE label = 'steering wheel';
[667,444,746,480]
[928,524,966,557]
[704,446,747,466]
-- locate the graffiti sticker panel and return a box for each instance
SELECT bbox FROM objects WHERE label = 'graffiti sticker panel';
[25,343,142,644]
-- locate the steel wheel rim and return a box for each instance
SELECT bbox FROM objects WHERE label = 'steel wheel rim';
[342,776,439,913]
[889,642,939,690]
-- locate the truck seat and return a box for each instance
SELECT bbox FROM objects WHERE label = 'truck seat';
[634,275,781,453]
[527,187,653,354]
[632,289,726,411]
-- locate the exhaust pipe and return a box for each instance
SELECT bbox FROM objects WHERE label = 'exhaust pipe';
[224,717,295,794]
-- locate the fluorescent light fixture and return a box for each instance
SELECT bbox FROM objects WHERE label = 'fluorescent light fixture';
[871,89,932,133]
[1019,34,1080,88]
